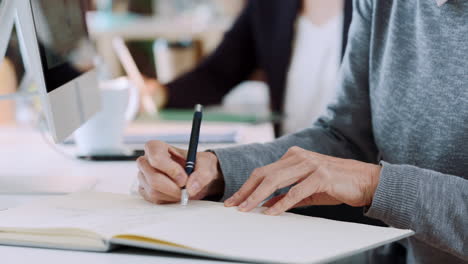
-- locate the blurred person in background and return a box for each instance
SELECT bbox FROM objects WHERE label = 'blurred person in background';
[0,30,25,124]
[0,58,17,124]
[148,0,353,136]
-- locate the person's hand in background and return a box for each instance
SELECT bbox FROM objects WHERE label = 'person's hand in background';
[0,58,17,124]
[143,77,168,110]
[224,146,381,216]
[137,141,224,204]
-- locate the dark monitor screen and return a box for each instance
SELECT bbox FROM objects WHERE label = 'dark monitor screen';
[4,27,25,86]
[30,0,94,93]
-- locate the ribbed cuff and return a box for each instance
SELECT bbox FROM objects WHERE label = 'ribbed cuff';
[210,147,255,202]
[365,161,420,230]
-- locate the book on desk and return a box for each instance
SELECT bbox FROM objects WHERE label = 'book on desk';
[0,192,413,264]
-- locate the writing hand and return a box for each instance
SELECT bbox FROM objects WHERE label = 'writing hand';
[137,141,224,204]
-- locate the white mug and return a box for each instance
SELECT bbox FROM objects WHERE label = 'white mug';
[74,77,139,156]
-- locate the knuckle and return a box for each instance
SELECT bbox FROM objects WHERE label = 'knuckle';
[300,152,309,160]
[235,190,244,197]
[168,167,180,178]
[136,156,145,164]
[304,158,317,169]
[288,186,304,201]
[146,175,159,189]
[251,168,265,178]
[145,140,165,154]
[144,141,156,153]
[151,140,164,148]
[315,167,329,181]
[247,193,259,202]
[147,155,162,167]
[288,146,302,155]
[236,186,248,196]
[136,157,146,170]
[231,192,241,199]
[147,189,160,201]
[262,176,277,187]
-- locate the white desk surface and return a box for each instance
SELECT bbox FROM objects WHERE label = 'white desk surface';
[0,121,274,264]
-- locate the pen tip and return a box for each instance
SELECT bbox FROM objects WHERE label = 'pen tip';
[195,104,203,112]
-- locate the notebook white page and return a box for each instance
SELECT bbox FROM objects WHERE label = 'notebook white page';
[0,192,181,238]
[0,192,413,264]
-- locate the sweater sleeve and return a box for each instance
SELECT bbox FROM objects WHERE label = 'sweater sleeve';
[213,1,468,261]
[366,162,468,261]
[213,0,377,201]
[164,1,258,109]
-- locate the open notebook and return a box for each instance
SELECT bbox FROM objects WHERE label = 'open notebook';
[0,192,413,264]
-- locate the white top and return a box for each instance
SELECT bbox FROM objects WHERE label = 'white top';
[282,15,343,135]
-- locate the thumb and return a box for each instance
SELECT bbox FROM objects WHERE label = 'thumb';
[186,161,217,198]
[293,193,342,208]
[263,194,286,208]
[264,193,341,209]
[168,146,187,166]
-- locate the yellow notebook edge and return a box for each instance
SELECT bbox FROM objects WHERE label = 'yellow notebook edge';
[110,229,413,264]
[111,234,279,264]
[0,228,415,264]
[0,236,111,253]
[0,228,111,252]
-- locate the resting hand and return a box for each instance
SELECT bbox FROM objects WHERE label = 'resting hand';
[137,141,224,204]
[224,146,381,216]
[143,77,168,109]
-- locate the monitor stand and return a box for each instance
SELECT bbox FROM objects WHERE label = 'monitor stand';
[1,0,38,103]
[0,2,98,195]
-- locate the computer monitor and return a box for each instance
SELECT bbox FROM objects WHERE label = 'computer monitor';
[0,0,100,142]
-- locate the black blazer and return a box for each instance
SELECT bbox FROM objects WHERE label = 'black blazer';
[166,0,353,114]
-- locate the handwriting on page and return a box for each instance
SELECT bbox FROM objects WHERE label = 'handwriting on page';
[0,192,219,238]
[0,192,414,264]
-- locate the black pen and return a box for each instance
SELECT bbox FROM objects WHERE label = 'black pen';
[180,104,203,206]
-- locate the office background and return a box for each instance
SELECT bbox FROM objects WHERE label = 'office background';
[0,0,344,133]
[0,0,248,124]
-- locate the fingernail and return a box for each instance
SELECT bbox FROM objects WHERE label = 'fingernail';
[239,201,248,210]
[264,208,276,215]
[225,197,235,206]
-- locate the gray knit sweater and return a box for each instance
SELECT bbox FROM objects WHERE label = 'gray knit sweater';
[212,0,468,263]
